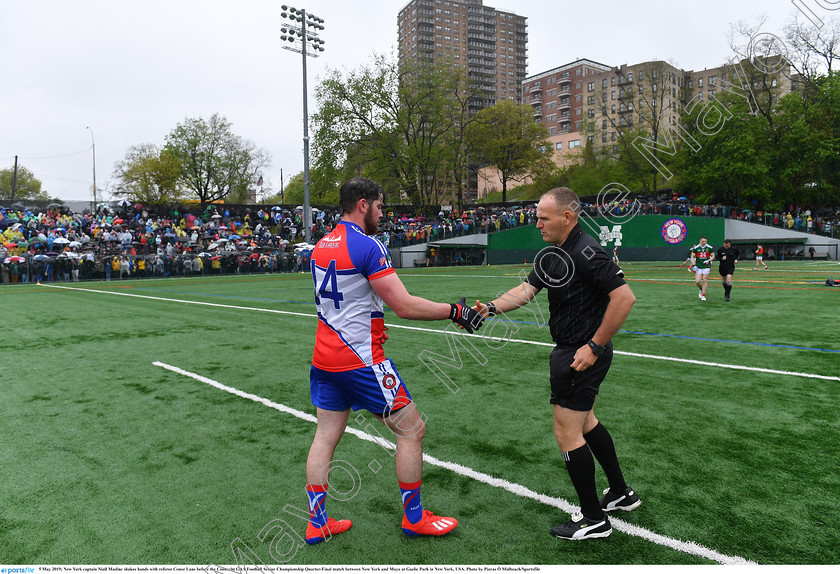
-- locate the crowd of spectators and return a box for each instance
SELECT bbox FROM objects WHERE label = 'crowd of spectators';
[2,196,838,284]
[0,202,333,284]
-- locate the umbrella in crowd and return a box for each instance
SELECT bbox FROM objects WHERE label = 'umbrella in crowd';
[53,237,70,245]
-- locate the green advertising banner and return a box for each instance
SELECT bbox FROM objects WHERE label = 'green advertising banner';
[487,214,725,263]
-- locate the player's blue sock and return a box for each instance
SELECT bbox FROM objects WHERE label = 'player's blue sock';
[307,483,328,528]
[399,480,423,524]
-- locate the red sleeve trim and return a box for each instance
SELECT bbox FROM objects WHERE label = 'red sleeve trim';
[369,267,396,281]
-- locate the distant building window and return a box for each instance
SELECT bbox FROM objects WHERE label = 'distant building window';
[569,139,581,148]
[556,142,563,150]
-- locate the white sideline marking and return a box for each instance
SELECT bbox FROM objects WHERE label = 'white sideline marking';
[153,360,755,566]
[44,283,840,382]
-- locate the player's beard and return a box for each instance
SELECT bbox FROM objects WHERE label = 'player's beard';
[364,208,379,235]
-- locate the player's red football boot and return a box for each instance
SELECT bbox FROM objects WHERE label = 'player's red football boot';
[305,517,353,544]
[401,510,458,537]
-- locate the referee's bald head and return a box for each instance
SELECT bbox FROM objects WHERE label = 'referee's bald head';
[541,187,581,217]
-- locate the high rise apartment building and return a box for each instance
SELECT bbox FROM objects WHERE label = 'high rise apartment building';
[524,57,796,165]
[520,59,612,166]
[398,0,528,112]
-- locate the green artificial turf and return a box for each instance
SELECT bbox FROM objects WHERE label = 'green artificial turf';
[2,260,839,565]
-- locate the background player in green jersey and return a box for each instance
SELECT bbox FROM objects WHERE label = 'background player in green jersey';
[690,237,715,301]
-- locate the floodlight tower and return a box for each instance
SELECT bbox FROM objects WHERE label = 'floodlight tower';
[280,4,325,245]
[86,126,97,206]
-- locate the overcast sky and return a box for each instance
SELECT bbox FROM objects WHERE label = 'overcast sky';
[1,0,811,203]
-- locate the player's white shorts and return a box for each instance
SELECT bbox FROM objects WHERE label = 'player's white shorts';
[756,255,763,260]
[694,267,711,276]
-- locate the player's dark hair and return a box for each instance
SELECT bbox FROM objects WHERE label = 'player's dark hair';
[542,187,581,215]
[339,177,385,215]
[724,239,731,244]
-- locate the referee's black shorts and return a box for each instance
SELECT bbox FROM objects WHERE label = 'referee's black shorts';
[549,342,613,412]
[719,265,735,277]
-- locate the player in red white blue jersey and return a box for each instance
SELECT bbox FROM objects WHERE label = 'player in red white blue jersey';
[304,177,484,544]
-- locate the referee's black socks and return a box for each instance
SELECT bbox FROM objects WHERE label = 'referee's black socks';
[562,444,603,519]
[724,283,732,297]
[584,422,628,496]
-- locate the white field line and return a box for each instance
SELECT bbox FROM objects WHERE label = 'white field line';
[153,360,755,566]
[43,283,840,382]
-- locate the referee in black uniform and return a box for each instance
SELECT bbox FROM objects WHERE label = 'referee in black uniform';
[474,187,639,540]
[717,239,739,301]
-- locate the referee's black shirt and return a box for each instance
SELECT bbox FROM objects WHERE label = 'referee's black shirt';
[527,223,627,347]
[717,246,739,274]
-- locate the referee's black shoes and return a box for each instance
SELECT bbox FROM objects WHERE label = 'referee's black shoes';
[550,513,612,540]
[600,486,642,512]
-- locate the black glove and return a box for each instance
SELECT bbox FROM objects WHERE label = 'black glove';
[449,297,484,334]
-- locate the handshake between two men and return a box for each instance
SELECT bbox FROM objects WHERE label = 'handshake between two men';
[448,296,514,334]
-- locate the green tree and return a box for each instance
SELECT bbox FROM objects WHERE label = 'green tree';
[565,142,631,197]
[773,73,840,208]
[0,165,53,202]
[312,53,481,207]
[112,144,185,204]
[270,169,339,206]
[466,99,553,202]
[675,97,773,207]
[164,114,270,205]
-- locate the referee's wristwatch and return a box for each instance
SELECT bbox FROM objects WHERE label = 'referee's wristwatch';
[587,339,606,357]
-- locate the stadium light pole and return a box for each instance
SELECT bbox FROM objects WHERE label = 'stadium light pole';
[280,4,325,245]
[85,126,97,206]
